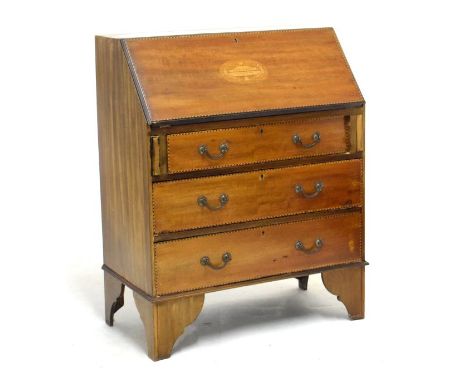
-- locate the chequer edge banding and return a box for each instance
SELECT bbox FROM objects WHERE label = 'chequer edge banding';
[124,27,334,41]
[155,210,362,245]
[167,150,350,174]
[154,204,362,234]
[155,157,362,186]
[152,100,364,124]
[168,115,344,138]
[120,39,153,123]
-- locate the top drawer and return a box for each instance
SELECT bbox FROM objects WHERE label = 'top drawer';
[166,116,350,173]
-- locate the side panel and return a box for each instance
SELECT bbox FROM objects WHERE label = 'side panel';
[95,36,154,294]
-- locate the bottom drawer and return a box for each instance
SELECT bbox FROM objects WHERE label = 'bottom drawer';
[155,212,362,295]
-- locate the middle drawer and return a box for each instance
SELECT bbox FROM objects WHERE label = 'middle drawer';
[153,159,362,233]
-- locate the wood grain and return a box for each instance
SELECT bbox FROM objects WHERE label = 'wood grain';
[322,266,365,319]
[154,212,362,295]
[124,28,363,123]
[133,292,205,361]
[167,116,349,173]
[153,159,362,233]
[95,36,154,294]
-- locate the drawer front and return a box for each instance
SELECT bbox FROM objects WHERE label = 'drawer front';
[153,159,362,233]
[155,212,362,295]
[167,116,349,173]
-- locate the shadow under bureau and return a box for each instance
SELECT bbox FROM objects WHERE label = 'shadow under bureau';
[95,27,367,361]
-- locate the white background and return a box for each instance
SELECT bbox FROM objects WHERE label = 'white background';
[1,0,467,380]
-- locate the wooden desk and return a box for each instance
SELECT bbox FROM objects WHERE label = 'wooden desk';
[96,27,366,361]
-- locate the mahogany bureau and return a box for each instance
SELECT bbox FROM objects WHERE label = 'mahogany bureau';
[95,27,367,361]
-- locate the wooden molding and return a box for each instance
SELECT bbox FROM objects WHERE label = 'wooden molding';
[151,107,364,134]
[103,261,367,303]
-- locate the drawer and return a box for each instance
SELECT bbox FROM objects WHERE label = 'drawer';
[153,159,362,233]
[166,116,350,173]
[155,212,362,295]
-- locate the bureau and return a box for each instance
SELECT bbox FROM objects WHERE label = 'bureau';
[95,27,367,361]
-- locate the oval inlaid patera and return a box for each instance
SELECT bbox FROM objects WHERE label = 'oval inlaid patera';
[219,59,268,84]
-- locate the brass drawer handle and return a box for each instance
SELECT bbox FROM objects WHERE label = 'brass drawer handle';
[198,142,229,159]
[197,193,229,210]
[200,252,232,270]
[295,181,324,199]
[292,132,320,148]
[295,238,323,254]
